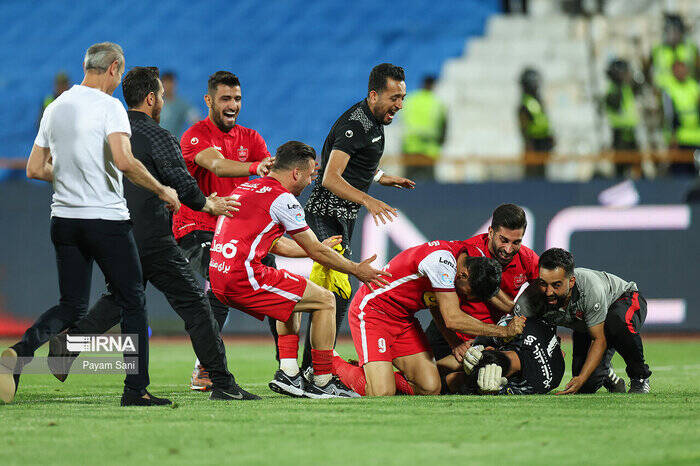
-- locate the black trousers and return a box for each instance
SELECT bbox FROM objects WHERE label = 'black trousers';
[572,291,652,393]
[179,229,278,356]
[67,240,235,389]
[12,217,149,393]
[424,320,452,361]
[299,212,356,370]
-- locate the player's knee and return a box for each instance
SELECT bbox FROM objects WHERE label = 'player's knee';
[318,288,335,311]
[367,382,396,397]
[418,375,441,396]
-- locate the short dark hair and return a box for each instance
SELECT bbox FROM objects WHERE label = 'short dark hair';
[272,141,316,171]
[122,67,160,109]
[539,248,575,277]
[465,256,502,301]
[475,350,511,375]
[491,203,527,232]
[208,71,240,96]
[368,63,405,96]
[422,75,436,89]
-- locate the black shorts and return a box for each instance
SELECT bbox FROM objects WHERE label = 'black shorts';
[304,211,355,259]
[424,320,453,361]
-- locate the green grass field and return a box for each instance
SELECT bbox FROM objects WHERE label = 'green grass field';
[1,338,699,466]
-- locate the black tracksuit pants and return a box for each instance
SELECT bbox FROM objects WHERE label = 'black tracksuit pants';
[67,238,235,389]
[12,217,150,393]
[572,291,652,393]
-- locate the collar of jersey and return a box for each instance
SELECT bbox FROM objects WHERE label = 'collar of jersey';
[204,116,235,136]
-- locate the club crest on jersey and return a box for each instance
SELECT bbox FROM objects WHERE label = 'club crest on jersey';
[514,273,527,288]
[295,212,305,223]
[190,137,199,145]
[237,145,248,161]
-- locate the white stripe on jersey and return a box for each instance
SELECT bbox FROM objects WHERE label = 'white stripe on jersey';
[357,273,422,311]
[474,246,486,256]
[358,309,369,365]
[245,220,276,290]
[261,284,302,302]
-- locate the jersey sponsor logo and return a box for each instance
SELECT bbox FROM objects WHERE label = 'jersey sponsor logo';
[209,259,231,274]
[546,335,558,357]
[211,239,238,259]
[287,203,301,210]
[438,256,456,269]
[256,186,272,194]
[345,130,353,138]
[190,137,199,145]
[514,273,527,288]
[524,335,536,345]
[237,145,248,161]
[372,135,382,143]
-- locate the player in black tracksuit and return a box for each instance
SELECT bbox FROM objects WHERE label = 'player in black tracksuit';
[296,64,415,372]
[450,317,565,395]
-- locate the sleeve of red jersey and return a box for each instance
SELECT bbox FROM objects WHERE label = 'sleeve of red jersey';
[418,249,457,292]
[269,192,309,235]
[250,130,271,161]
[180,125,212,166]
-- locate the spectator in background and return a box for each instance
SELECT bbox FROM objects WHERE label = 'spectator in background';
[518,68,554,178]
[650,14,699,90]
[37,72,70,128]
[605,58,640,177]
[661,61,700,176]
[160,71,199,138]
[400,75,447,181]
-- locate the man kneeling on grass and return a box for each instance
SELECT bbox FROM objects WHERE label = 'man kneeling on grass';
[332,241,526,396]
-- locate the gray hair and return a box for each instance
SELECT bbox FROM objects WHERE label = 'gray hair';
[83,42,124,73]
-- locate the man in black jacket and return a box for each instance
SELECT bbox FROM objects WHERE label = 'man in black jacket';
[48,67,259,401]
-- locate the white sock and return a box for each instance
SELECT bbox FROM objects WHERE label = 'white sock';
[280,358,299,377]
[314,373,332,386]
[194,358,200,369]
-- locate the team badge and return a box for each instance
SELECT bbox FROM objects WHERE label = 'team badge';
[237,145,249,161]
[345,130,353,138]
[514,273,527,288]
[190,137,199,145]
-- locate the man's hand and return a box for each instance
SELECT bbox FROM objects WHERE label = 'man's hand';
[378,174,416,189]
[159,186,181,212]
[462,344,484,374]
[321,235,343,249]
[204,192,240,217]
[477,364,507,393]
[257,157,273,177]
[503,316,526,337]
[451,340,473,363]
[363,197,398,226]
[354,254,391,289]
[556,376,585,395]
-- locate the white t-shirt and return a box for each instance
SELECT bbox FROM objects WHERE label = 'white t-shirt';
[35,85,131,220]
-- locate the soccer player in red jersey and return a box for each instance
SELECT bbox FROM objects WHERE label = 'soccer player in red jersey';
[333,240,526,397]
[171,71,274,390]
[209,141,390,398]
[425,204,538,364]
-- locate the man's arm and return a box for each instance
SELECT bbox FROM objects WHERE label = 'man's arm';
[489,289,515,314]
[194,148,271,178]
[26,144,53,182]
[435,291,525,338]
[556,322,606,395]
[429,307,472,362]
[270,235,343,258]
[108,132,180,212]
[322,150,399,226]
[290,228,389,288]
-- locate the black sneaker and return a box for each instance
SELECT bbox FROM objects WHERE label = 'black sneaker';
[0,348,18,403]
[120,390,172,406]
[603,368,626,393]
[210,383,261,401]
[268,369,306,398]
[628,378,650,394]
[304,376,361,399]
[48,333,79,383]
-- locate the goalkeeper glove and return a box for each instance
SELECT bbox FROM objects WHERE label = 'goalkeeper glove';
[477,364,508,394]
[462,345,484,374]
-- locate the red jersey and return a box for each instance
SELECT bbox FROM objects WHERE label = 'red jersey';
[208,177,309,296]
[455,233,539,339]
[172,117,271,240]
[352,241,458,320]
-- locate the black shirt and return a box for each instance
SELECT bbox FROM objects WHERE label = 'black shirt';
[125,111,206,256]
[305,99,385,219]
[474,317,565,395]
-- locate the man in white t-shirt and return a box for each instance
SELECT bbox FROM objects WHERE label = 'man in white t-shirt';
[0,42,180,406]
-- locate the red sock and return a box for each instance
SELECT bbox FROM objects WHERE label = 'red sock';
[277,335,299,360]
[394,371,415,395]
[333,355,366,396]
[311,349,333,376]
